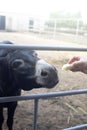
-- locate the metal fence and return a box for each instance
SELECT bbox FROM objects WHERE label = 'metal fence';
[0,44,87,130]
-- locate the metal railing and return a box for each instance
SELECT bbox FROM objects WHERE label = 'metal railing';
[0,89,87,130]
[0,44,87,130]
[0,44,87,51]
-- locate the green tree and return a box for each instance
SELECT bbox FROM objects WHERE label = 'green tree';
[45,11,83,29]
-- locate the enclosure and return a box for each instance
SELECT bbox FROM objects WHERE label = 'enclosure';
[0,32,87,130]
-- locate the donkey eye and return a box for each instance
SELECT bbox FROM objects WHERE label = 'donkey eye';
[13,61,22,68]
[12,59,24,69]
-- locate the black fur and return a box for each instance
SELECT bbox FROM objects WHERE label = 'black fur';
[0,41,58,130]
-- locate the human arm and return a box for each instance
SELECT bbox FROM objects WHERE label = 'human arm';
[67,56,87,74]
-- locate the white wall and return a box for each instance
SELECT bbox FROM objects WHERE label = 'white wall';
[0,13,45,32]
[6,15,29,31]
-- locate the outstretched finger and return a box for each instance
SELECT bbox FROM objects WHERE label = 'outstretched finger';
[68,56,80,64]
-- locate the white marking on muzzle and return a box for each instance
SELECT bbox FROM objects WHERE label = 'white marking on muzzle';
[35,60,51,76]
[35,59,52,85]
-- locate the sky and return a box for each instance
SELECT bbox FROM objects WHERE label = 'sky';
[0,0,87,20]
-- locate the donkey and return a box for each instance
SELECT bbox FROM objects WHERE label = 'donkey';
[0,41,59,130]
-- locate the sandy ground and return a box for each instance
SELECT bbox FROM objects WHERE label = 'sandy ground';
[0,32,87,130]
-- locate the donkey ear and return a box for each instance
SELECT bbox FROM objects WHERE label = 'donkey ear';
[12,59,24,70]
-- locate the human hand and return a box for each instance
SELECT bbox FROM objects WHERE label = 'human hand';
[68,56,87,74]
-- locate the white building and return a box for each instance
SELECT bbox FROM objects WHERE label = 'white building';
[0,13,45,32]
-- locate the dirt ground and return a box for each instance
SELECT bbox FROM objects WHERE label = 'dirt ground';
[1,32,87,130]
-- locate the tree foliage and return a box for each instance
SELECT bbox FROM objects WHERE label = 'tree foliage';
[45,11,83,29]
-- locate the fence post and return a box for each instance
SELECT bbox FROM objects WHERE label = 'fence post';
[76,19,80,36]
[33,99,39,130]
[53,19,57,38]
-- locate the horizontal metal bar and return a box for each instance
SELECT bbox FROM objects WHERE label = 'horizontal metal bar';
[64,124,87,130]
[0,89,87,103]
[0,44,87,51]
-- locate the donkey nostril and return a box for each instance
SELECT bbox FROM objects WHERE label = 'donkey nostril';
[41,71,48,77]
